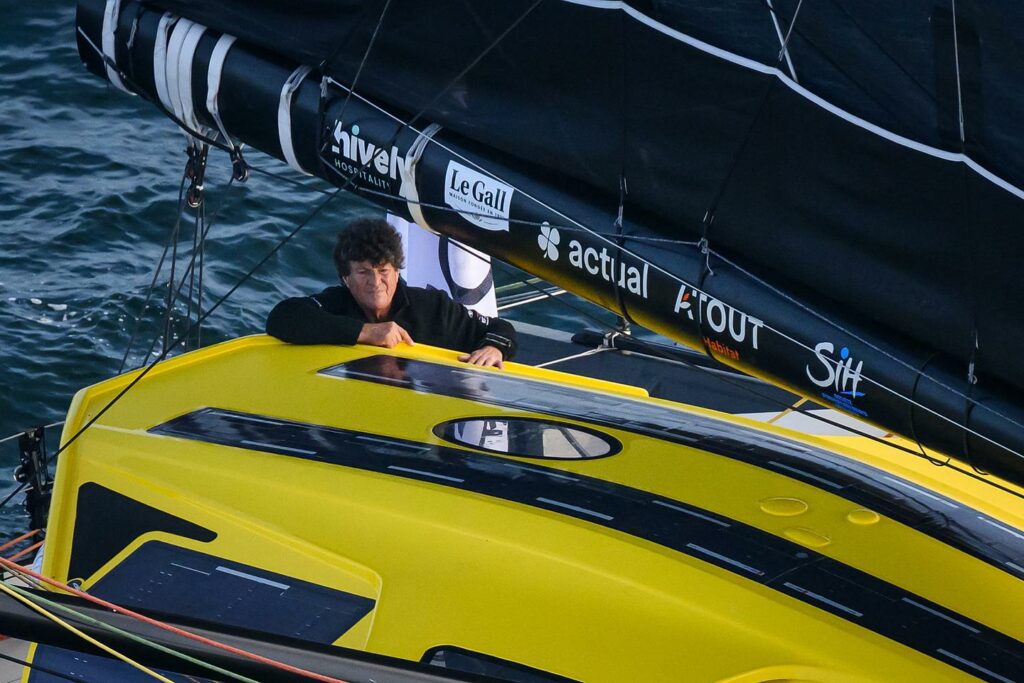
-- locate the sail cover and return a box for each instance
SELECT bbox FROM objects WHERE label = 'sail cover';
[77,0,1024,484]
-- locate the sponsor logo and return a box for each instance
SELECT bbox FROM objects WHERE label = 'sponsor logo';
[535,225,649,297]
[328,123,402,191]
[806,342,868,416]
[538,223,560,259]
[674,286,763,350]
[445,160,514,232]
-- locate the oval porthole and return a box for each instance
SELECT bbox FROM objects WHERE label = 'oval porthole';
[434,417,620,460]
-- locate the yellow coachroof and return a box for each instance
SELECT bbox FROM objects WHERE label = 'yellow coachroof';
[40,336,1024,682]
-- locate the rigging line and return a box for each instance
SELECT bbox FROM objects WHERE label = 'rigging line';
[162,198,182,356]
[0,649,92,683]
[3,582,260,683]
[51,186,343,461]
[950,0,966,144]
[255,158,701,246]
[0,482,28,511]
[328,0,544,134]
[77,28,232,155]
[441,237,1022,497]
[136,176,235,369]
[497,289,567,311]
[707,248,1024,436]
[332,0,392,133]
[55,0,545,459]
[535,347,609,368]
[0,422,64,446]
[763,14,910,130]
[824,0,936,105]
[185,202,201,349]
[0,581,175,683]
[763,0,797,80]
[0,558,350,683]
[776,0,805,62]
[196,198,206,348]
[119,175,189,373]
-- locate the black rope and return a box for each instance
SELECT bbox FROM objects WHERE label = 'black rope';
[118,175,189,373]
[185,201,201,349]
[162,195,181,356]
[135,177,235,370]
[196,199,206,348]
[0,481,28,511]
[333,0,393,136]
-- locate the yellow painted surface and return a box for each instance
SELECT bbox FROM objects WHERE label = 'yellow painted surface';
[41,336,1023,682]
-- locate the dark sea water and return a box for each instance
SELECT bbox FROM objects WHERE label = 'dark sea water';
[0,5,616,538]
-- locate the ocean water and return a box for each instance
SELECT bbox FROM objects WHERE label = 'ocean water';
[0,5,616,539]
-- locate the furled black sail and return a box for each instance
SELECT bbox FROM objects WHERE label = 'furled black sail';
[76,0,1024,484]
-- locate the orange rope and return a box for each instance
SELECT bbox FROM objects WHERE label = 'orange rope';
[5,540,43,563]
[0,529,40,554]
[0,555,349,683]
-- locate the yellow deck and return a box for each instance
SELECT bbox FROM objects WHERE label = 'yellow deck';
[41,336,1024,682]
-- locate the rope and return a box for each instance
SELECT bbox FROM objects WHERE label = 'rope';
[0,557,349,683]
[0,581,175,682]
[0,529,41,554]
[135,176,234,370]
[3,582,259,683]
[0,483,27,511]
[535,347,608,368]
[0,421,63,446]
[119,175,189,373]
[5,540,43,563]
[950,0,966,144]
[777,0,805,61]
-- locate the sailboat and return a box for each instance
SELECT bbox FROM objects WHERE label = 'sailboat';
[2,0,1021,680]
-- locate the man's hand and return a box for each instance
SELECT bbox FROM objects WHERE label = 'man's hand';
[358,321,414,348]
[459,345,504,369]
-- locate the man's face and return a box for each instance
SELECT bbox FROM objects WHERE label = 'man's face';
[344,260,399,315]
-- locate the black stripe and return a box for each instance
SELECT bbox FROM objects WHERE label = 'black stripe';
[151,408,1024,682]
[320,355,1024,581]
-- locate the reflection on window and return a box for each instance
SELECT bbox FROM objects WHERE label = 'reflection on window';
[423,646,579,682]
[434,418,619,460]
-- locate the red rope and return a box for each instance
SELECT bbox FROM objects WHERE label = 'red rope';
[0,529,40,554]
[5,540,43,563]
[0,555,350,683]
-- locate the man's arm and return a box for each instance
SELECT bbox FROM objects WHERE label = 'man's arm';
[265,288,363,345]
[430,291,517,366]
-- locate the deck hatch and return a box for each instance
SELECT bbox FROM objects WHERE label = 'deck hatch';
[320,355,1024,579]
[434,417,620,459]
[149,408,1024,682]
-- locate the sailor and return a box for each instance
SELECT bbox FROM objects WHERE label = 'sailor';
[266,218,516,367]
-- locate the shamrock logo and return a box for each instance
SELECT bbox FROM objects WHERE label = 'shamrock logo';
[538,222,560,260]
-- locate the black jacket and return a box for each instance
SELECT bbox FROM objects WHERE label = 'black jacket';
[265,280,517,359]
